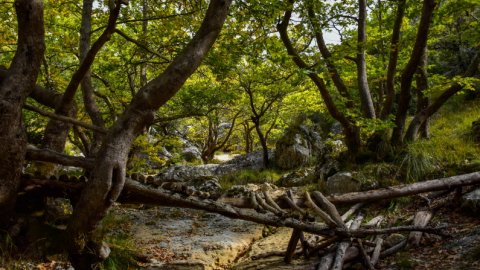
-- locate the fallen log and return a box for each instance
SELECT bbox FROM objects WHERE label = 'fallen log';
[408,211,432,246]
[328,172,480,204]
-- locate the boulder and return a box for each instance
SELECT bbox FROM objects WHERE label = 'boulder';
[326,172,360,195]
[274,125,325,170]
[462,188,480,213]
[182,146,202,163]
[216,151,272,174]
[315,158,340,181]
[154,164,218,186]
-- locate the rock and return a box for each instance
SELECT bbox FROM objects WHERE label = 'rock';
[274,125,325,170]
[154,165,218,186]
[330,121,343,135]
[326,172,360,195]
[218,151,273,174]
[315,159,340,181]
[113,206,264,270]
[233,228,324,269]
[462,188,480,213]
[277,168,315,187]
[182,146,202,163]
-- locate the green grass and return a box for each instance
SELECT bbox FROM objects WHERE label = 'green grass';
[218,169,281,191]
[98,213,138,270]
[404,96,480,180]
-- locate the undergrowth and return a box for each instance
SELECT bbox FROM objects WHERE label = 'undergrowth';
[99,213,138,270]
[401,96,480,181]
[219,169,281,190]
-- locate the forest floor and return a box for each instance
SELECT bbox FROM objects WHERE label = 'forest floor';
[375,201,480,270]
[230,192,480,270]
[2,188,480,270]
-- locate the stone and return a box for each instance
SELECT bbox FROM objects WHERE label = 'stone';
[274,125,325,170]
[182,146,202,162]
[315,159,340,181]
[384,233,406,248]
[462,188,480,213]
[326,172,360,195]
[154,164,218,186]
[113,206,264,270]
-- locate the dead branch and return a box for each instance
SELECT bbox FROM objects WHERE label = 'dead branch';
[304,191,338,228]
[328,172,480,204]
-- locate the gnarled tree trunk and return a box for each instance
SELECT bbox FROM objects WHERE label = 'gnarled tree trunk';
[391,0,436,146]
[65,1,232,268]
[0,0,45,226]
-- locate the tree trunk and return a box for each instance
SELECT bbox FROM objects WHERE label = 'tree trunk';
[381,0,406,119]
[391,0,436,146]
[0,0,44,226]
[252,117,270,168]
[65,1,232,268]
[80,0,106,157]
[357,0,376,119]
[404,47,429,141]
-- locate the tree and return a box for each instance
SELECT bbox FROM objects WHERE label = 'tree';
[275,0,477,159]
[0,0,45,226]
[0,0,232,268]
[64,1,232,268]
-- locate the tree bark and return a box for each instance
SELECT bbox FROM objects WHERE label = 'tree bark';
[357,0,376,118]
[0,0,44,226]
[307,6,351,100]
[328,171,480,204]
[391,0,436,146]
[80,0,106,157]
[404,47,430,141]
[381,0,406,119]
[65,1,232,268]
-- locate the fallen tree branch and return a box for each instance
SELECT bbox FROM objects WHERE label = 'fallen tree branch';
[328,171,480,204]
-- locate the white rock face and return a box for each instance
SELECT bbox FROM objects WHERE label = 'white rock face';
[112,206,264,270]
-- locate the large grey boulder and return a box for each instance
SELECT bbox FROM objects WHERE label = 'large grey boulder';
[326,172,360,195]
[182,146,202,162]
[274,125,325,170]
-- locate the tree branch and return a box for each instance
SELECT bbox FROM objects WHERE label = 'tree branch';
[24,104,107,134]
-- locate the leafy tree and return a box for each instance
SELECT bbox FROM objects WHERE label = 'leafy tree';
[276,0,479,159]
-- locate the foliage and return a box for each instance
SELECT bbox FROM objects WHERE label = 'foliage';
[99,213,138,270]
[405,96,480,176]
